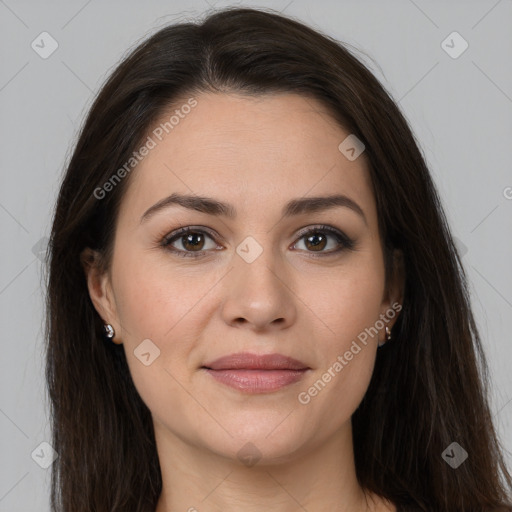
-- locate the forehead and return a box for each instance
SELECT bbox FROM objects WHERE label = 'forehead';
[119,92,376,226]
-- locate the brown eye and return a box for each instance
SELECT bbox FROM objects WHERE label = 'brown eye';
[179,232,206,251]
[161,227,220,257]
[293,225,355,255]
[303,231,328,251]
[161,224,354,259]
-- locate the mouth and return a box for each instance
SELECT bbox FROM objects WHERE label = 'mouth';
[201,352,310,393]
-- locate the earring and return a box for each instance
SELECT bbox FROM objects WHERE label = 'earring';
[378,326,392,348]
[104,324,115,339]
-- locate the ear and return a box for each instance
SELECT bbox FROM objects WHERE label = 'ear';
[380,248,405,329]
[80,247,122,344]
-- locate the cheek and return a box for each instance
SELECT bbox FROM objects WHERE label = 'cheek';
[299,344,377,435]
[292,255,383,422]
[110,254,208,433]
[112,249,211,341]
[110,250,218,388]
[296,282,380,434]
[299,257,385,348]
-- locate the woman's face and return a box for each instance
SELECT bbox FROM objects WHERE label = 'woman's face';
[86,92,402,464]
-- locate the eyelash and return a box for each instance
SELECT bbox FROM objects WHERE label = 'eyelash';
[160,225,355,258]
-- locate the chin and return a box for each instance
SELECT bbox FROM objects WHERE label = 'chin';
[198,418,313,466]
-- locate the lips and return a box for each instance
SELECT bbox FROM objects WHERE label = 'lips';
[201,352,310,393]
[202,352,309,371]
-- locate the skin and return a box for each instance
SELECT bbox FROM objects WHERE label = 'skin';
[84,92,404,512]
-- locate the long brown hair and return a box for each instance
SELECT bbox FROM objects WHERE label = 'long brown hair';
[45,7,512,511]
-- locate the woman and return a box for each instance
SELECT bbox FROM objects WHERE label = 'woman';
[45,6,512,512]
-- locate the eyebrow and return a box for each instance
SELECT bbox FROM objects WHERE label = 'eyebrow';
[140,192,367,226]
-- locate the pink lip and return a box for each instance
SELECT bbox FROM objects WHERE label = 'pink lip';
[202,352,310,393]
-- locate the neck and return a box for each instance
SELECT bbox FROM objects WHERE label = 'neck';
[153,421,393,512]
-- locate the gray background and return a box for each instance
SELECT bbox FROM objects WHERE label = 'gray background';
[1,0,511,510]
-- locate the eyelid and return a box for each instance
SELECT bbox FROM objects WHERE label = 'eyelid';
[161,225,219,245]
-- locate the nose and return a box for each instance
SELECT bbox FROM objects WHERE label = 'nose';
[220,244,297,333]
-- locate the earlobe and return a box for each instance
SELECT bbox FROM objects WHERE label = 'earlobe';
[80,247,120,341]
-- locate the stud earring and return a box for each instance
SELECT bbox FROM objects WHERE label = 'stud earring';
[103,324,115,339]
[378,326,392,348]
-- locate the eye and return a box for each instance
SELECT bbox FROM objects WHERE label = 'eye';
[161,227,221,258]
[292,225,355,255]
[160,224,355,258]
